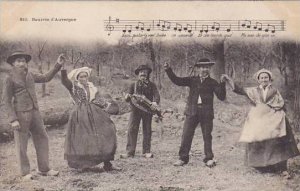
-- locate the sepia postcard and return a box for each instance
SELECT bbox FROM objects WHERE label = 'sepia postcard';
[0,1,300,191]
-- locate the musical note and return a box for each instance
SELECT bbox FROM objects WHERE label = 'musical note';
[253,22,262,31]
[211,22,220,32]
[265,24,275,33]
[241,20,251,29]
[106,16,114,36]
[226,24,231,32]
[146,25,151,31]
[270,24,276,33]
[174,23,182,32]
[157,20,171,31]
[183,24,193,33]
[200,25,209,33]
[122,25,132,33]
[146,21,154,32]
[104,18,285,36]
[135,22,145,31]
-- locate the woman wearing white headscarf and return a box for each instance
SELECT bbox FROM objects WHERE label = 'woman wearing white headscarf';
[61,67,119,172]
[224,68,299,174]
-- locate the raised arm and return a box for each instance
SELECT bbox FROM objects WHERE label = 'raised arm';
[32,54,65,83]
[61,69,73,91]
[165,68,191,87]
[32,63,62,83]
[1,76,17,123]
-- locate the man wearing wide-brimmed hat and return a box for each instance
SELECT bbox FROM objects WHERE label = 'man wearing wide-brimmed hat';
[1,51,65,180]
[164,58,227,167]
[120,64,160,159]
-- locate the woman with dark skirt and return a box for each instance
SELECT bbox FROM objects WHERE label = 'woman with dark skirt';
[224,68,299,177]
[61,67,119,172]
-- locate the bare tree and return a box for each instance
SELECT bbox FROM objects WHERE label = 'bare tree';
[37,41,48,97]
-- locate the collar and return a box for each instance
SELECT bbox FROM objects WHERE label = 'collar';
[198,75,209,82]
[74,81,98,101]
[138,79,150,84]
[12,68,28,76]
[259,84,271,90]
[199,74,209,78]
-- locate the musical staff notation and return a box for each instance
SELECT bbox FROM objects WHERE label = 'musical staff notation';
[104,17,286,35]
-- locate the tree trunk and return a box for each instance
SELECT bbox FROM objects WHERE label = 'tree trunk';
[278,41,300,131]
[157,53,162,89]
[148,40,157,82]
[294,68,300,131]
[292,43,300,131]
[211,40,225,80]
[185,48,188,75]
[38,41,47,97]
[42,109,70,127]
[38,63,47,97]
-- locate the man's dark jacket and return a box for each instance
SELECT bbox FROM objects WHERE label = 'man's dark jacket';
[1,63,62,123]
[166,68,226,119]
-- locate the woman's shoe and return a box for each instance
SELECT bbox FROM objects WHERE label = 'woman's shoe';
[103,162,122,172]
[281,171,292,179]
[173,160,187,166]
[144,153,154,158]
[205,160,216,168]
[22,174,33,181]
[37,169,59,176]
[120,153,134,159]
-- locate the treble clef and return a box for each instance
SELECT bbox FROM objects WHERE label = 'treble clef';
[106,16,114,36]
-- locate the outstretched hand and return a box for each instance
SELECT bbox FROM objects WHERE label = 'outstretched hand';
[163,62,170,70]
[220,74,235,90]
[124,93,131,100]
[150,102,158,110]
[220,74,230,83]
[11,120,21,131]
[57,54,66,68]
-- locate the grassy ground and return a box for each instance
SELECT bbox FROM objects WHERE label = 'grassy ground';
[1,78,300,191]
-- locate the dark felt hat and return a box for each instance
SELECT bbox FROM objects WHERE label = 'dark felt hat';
[135,65,152,75]
[194,58,215,67]
[7,51,31,65]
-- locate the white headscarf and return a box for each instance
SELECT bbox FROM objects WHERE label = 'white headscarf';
[67,67,92,82]
[67,67,98,101]
[253,68,273,82]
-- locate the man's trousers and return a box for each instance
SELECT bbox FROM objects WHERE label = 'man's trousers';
[179,111,214,163]
[126,110,152,156]
[14,109,50,175]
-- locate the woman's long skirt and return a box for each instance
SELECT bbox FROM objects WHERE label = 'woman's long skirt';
[64,102,117,169]
[245,119,299,168]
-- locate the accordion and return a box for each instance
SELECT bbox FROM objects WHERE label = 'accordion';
[130,94,162,120]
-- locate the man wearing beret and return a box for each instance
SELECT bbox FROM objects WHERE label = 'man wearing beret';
[1,51,65,179]
[164,58,227,167]
[120,65,160,159]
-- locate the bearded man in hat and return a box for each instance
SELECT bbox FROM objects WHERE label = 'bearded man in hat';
[120,65,160,159]
[164,58,227,167]
[1,51,65,179]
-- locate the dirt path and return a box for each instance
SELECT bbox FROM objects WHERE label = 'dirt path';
[1,98,300,191]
